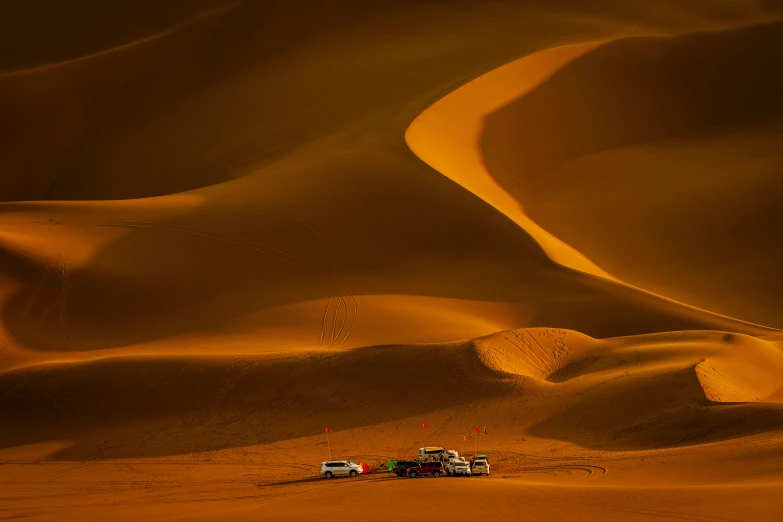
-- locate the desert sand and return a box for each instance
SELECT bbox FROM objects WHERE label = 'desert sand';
[2,1,783,520]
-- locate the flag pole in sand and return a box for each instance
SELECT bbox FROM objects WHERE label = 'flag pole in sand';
[325,427,333,460]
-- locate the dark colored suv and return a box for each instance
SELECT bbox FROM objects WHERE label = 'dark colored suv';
[407,461,443,478]
[392,460,420,477]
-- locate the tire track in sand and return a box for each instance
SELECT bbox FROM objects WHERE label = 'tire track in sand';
[516,463,607,479]
[262,208,356,348]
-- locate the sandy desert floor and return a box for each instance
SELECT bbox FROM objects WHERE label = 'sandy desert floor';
[2,1,783,520]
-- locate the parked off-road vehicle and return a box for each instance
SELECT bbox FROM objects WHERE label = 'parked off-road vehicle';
[471,458,490,476]
[407,461,444,478]
[321,461,362,478]
[392,460,420,477]
[446,458,471,476]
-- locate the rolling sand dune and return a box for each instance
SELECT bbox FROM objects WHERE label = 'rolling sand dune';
[0,185,775,360]
[2,0,783,520]
[2,328,782,458]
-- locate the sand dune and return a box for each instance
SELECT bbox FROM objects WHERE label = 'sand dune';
[0,340,509,458]
[2,328,781,460]
[478,21,783,327]
[1,191,775,362]
[406,41,609,276]
[2,1,783,519]
[409,20,783,328]
[476,328,783,449]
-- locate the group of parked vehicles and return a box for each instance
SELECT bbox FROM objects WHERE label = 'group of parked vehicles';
[393,447,490,478]
[320,446,490,480]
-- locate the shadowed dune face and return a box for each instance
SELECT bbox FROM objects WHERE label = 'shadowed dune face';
[5,1,781,202]
[0,0,564,202]
[0,0,391,201]
[480,21,783,327]
[0,1,231,72]
[0,341,513,459]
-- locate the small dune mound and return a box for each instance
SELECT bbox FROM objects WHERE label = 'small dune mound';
[696,360,763,403]
[695,334,783,403]
[474,327,596,379]
[527,331,783,449]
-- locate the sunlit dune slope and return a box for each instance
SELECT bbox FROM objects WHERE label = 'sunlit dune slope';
[2,328,781,458]
[476,21,783,327]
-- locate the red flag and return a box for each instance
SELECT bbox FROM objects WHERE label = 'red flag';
[422,423,429,429]
[463,435,467,442]
[484,427,489,435]
[475,427,480,433]
[325,427,333,433]
[396,426,400,431]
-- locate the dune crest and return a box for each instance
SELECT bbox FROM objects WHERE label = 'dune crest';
[479,21,783,327]
[694,334,783,403]
[475,327,595,379]
[405,41,608,277]
[0,3,238,79]
[408,20,783,329]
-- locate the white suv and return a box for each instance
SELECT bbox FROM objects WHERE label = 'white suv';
[471,458,490,476]
[446,458,471,477]
[321,461,363,478]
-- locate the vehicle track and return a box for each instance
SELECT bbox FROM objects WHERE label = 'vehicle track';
[516,464,607,479]
[266,208,354,348]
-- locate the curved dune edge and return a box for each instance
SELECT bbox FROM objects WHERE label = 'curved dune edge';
[406,41,609,278]
[695,342,783,403]
[405,38,780,332]
[0,3,238,78]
